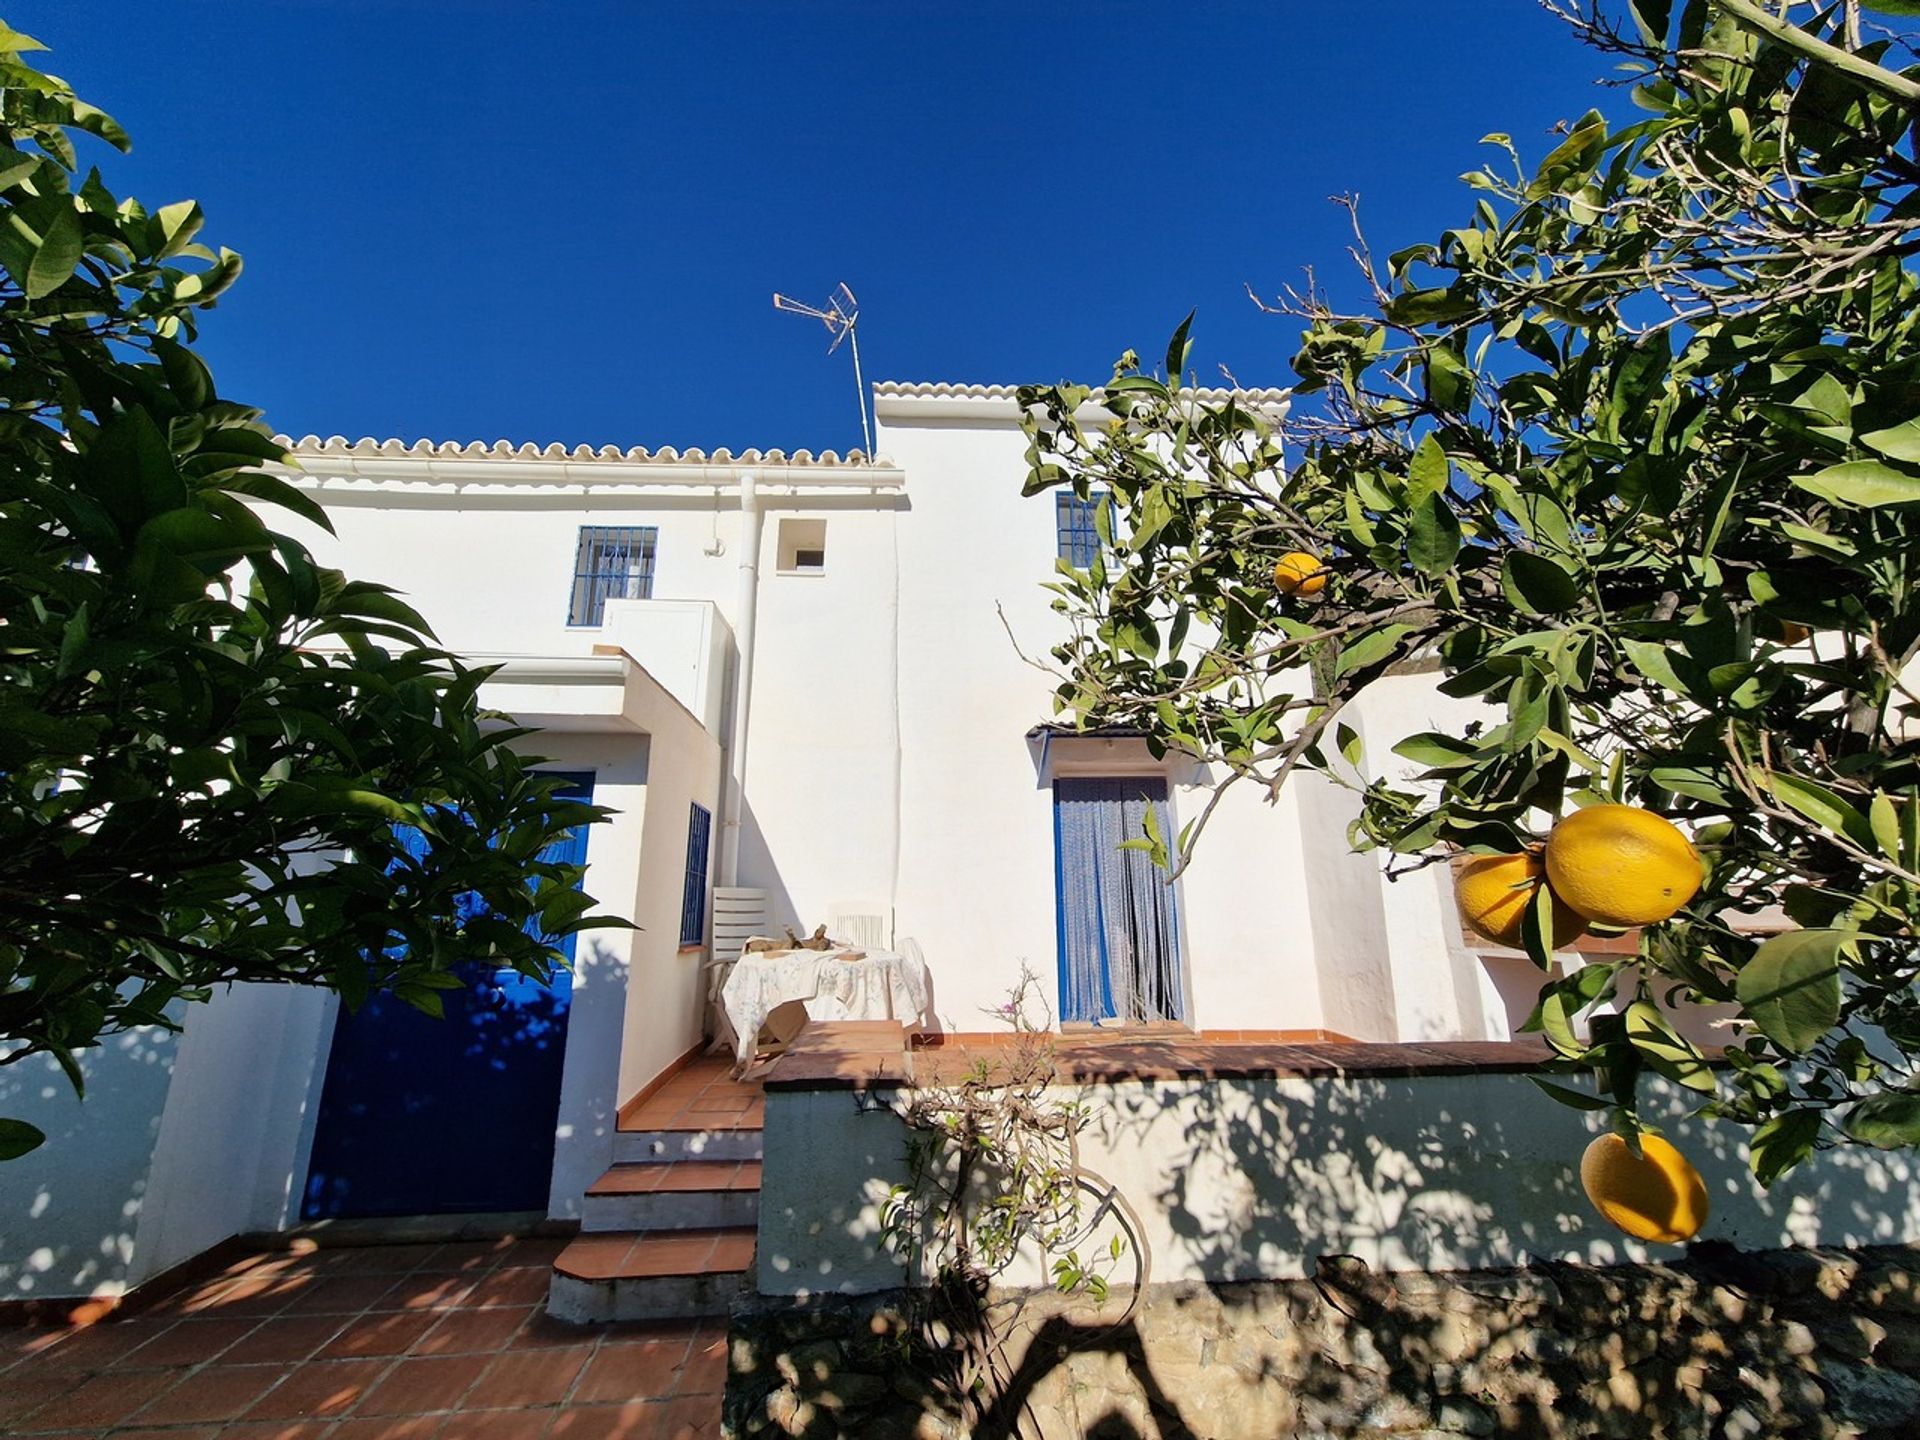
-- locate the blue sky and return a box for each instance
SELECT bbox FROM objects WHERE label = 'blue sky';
[20,3,1617,455]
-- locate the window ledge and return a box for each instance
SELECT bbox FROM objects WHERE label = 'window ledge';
[774,568,827,578]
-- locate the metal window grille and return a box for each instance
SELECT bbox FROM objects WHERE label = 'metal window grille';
[567,525,658,626]
[679,802,713,946]
[1055,492,1105,567]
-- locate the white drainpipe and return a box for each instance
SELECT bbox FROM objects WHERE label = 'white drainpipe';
[719,472,762,887]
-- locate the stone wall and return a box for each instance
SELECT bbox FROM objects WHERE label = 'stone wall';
[725,1244,1920,1439]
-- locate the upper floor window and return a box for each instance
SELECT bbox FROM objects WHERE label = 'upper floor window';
[1055,491,1105,568]
[568,525,657,626]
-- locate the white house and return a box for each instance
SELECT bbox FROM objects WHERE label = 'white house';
[0,380,1626,1310]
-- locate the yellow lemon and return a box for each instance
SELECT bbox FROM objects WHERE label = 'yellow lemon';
[1543,805,1702,927]
[1580,1133,1709,1243]
[1272,551,1328,597]
[1454,852,1588,950]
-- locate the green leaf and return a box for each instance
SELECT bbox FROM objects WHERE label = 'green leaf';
[1502,551,1581,616]
[1766,773,1876,851]
[1164,310,1195,380]
[1407,491,1462,575]
[1385,287,1478,327]
[1628,0,1672,43]
[1793,461,1920,508]
[1751,1108,1822,1187]
[25,203,82,299]
[1843,1092,1920,1149]
[1335,722,1363,766]
[1334,623,1414,679]
[1870,792,1902,862]
[1407,434,1449,497]
[1735,929,1849,1055]
[1391,732,1478,768]
[1859,419,1920,464]
[1528,1076,1610,1110]
[0,1118,46,1161]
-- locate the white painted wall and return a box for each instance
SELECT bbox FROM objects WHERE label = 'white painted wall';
[758,1073,1920,1295]
[0,1031,177,1302]
[135,983,335,1281]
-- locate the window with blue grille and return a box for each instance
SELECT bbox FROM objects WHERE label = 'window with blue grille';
[1055,492,1106,567]
[567,526,658,626]
[679,802,713,947]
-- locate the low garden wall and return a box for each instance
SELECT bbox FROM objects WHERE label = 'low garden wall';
[726,1243,1920,1439]
[755,1029,1920,1295]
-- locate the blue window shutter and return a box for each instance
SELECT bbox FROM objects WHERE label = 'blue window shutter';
[679,802,713,946]
[568,526,658,625]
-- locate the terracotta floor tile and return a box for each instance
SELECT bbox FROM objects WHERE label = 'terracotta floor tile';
[113,1426,225,1440]
[126,1362,285,1425]
[676,1330,726,1396]
[283,1276,406,1315]
[570,1338,689,1404]
[26,1367,170,1427]
[416,1240,513,1275]
[443,1406,556,1440]
[242,1358,392,1420]
[621,1237,722,1280]
[187,1274,314,1317]
[410,1306,533,1357]
[222,1314,351,1365]
[326,1416,444,1440]
[552,1235,634,1283]
[652,1392,722,1440]
[0,1371,80,1427]
[514,1314,608,1350]
[322,1243,445,1275]
[466,1346,593,1408]
[492,1236,569,1269]
[585,1167,667,1196]
[219,1422,334,1440]
[547,1400,682,1440]
[463,1268,550,1308]
[377,1274,479,1313]
[122,1315,261,1367]
[317,1310,442,1360]
[15,1320,153,1372]
[707,1233,756,1271]
[356,1353,492,1416]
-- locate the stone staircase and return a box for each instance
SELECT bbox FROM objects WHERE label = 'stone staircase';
[548,1055,763,1323]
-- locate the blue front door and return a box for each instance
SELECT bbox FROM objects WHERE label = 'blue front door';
[301,774,593,1219]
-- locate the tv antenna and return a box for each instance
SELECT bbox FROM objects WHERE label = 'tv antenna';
[772,283,873,457]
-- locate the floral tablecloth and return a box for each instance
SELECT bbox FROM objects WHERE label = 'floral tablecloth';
[718,945,930,1066]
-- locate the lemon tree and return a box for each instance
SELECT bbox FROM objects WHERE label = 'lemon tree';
[1020,1,1920,1183]
[0,30,626,1160]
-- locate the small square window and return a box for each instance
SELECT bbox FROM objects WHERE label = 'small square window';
[777,518,827,573]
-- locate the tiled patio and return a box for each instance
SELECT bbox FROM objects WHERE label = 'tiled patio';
[0,1237,721,1440]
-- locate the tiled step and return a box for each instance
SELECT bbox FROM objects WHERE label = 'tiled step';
[547,1226,756,1323]
[613,1124,764,1166]
[582,1159,761,1232]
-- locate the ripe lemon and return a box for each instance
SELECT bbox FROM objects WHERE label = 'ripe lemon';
[1455,851,1588,950]
[1543,804,1702,927]
[1580,1133,1709,1243]
[1272,551,1328,597]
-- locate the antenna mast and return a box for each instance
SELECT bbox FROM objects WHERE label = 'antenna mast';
[772,283,873,457]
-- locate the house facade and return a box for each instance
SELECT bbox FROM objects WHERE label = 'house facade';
[2,380,1564,1305]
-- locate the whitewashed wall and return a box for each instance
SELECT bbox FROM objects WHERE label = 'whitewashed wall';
[758,1073,1920,1296]
[0,1032,177,1303]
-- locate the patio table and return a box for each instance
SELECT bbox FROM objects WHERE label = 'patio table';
[719,944,930,1067]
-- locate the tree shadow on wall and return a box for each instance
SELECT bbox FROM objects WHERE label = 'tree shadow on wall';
[821,1050,1920,1440]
